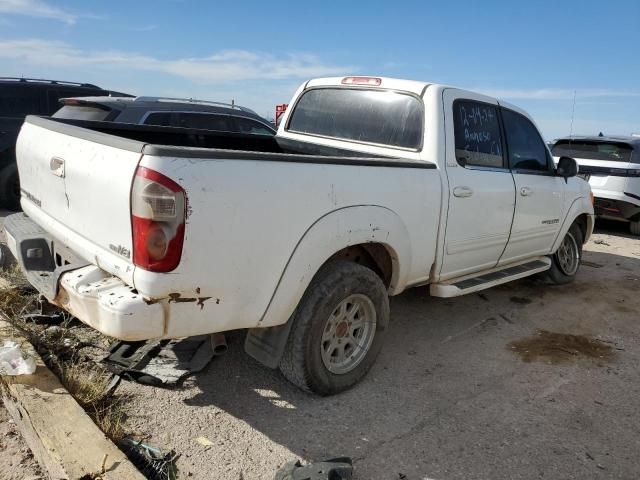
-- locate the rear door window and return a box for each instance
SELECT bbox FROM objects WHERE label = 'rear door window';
[287,88,423,149]
[143,112,173,127]
[502,109,551,172]
[552,141,633,163]
[453,100,504,168]
[235,117,275,136]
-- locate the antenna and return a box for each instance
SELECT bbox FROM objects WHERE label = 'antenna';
[569,90,576,137]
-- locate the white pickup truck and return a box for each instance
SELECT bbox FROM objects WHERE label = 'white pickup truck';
[5,76,594,395]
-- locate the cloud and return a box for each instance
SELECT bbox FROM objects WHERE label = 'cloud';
[0,0,78,24]
[475,87,640,100]
[0,38,354,84]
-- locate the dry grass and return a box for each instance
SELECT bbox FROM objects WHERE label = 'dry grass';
[54,359,129,442]
[0,269,39,318]
[0,265,129,443]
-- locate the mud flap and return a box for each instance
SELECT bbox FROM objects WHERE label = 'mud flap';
[244,318,294,369]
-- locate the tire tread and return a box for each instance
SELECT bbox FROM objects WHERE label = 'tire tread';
[279,261,388,394]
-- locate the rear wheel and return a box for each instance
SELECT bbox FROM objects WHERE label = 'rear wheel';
[547,223,583,285]
[630,220,640,236]
[279,261,389,395]
[0,164,20,211]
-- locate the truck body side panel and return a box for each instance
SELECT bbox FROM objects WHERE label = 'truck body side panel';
[135,154,441,335]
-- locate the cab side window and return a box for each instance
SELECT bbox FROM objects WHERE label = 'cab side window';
[453,100,504,168]
[502,109,550,172]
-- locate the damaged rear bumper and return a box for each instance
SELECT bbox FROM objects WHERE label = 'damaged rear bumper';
[55,265,165,340]
[4,213,164,340]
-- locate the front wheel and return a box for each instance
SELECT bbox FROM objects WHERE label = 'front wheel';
[279,261,389,395]
[547,223,583,285]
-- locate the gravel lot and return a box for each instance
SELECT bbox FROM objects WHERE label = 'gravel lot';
[120,220,640,480]
[2,209,640,480]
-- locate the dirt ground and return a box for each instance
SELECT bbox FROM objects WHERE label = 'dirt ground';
[0,404,43,480]
[118,219,640,480]
[1,209,640,480]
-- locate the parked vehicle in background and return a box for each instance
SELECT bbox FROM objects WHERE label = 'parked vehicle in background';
[0,78,131,210]
[5,76,594,395]
[54,96,276,136]
[551,136,640,235]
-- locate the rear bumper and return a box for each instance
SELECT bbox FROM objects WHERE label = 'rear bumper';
[593,194,640,221]
[55,265,164,340]
[4,213,165,340]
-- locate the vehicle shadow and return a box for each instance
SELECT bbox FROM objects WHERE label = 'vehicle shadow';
[594,217,637,239]
[182,248,640,479]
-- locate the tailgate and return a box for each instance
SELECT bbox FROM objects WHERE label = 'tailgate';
[15,116,144,283]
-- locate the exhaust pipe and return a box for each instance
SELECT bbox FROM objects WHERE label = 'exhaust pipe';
[211,332,228,356]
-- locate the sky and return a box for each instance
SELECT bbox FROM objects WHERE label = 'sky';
[0,0,638,139]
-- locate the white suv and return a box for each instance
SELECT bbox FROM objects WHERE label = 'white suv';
[551,136,640,235]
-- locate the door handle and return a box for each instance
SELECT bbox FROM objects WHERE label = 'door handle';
[520,187,533,196]
[453,186,473,198]
[50,156,65,178]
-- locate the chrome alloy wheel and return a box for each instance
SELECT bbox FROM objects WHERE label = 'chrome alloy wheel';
[555,231,580,276]
[320,294,377,375]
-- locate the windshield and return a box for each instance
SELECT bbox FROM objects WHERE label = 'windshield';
[287,88,423,150]
[552,140,633,163]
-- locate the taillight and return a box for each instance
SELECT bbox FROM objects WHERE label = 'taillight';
[341,76,382,86]
[131,166,186,272]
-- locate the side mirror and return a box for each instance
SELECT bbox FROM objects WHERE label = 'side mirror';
[556,156,578,181]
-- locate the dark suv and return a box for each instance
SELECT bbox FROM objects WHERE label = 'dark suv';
[53,96,276,136]
[0,77,131,210]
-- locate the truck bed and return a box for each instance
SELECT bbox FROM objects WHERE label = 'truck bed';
[41,116,432,169]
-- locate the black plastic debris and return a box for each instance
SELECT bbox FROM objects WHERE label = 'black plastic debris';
[274,457,353,480]
[122,438,179,480]
[103,334,225,387]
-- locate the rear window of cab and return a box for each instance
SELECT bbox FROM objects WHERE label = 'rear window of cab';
[287,88,424,150]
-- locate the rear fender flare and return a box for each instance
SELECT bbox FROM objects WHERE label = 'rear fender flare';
[258,205,411,328]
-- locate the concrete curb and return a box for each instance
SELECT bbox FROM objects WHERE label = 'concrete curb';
[0,316,146,480]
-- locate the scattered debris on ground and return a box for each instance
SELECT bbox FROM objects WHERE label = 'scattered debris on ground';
[123,438,179,480]
[104,334,225,387]
[274,457,353,480]
[593,239,610,246]
[509,330,614,364]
